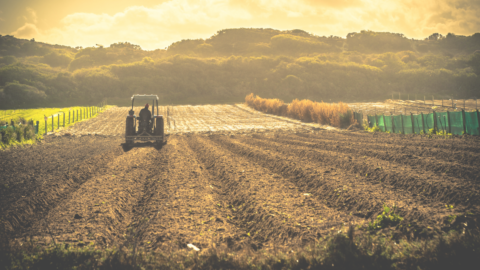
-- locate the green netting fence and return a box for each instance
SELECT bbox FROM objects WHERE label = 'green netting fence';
[360,110,480,136]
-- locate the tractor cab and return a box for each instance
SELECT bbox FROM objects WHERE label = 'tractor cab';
[125,95,164,146]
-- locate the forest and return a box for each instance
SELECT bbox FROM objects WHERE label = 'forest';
[0,28,479,108]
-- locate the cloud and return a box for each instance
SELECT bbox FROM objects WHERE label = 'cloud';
[26,7,38,23]
[13,0,480,50]
[11,23,39,38]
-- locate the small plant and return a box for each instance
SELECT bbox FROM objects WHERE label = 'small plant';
[367,126,381,133]
[445,204,454,210]
[447,214,457,223]
[368,204,403,230]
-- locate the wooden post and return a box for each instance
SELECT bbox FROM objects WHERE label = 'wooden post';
[411,113,415,134]
[383,114,386,132]
[35,121,39,135]
[392,114,395,133]
[421,113,426,134]
[401,113,405,134]
[447,111,451,134]
[51,116,54,132]
[44,117,47,135]
[433,111,437,133]
[462,109,466,135]
[477,110,480,135]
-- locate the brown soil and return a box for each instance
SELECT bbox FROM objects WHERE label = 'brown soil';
[1,106,480,254]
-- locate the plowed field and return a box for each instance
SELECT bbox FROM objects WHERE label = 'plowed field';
[1,105,480,255]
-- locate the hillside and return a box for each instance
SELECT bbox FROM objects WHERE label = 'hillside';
[0,29,479,108]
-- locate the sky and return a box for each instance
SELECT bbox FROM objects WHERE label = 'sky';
[1,0,479,50]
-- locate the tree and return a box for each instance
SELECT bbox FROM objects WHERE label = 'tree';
[467,51,480,76]
[3,81,46,107]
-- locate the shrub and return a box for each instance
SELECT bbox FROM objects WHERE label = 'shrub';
[246,93,354,128]
[1,126,16,144]
[368,204,403,230]
[15,126,24,142]
[24,125,35,140]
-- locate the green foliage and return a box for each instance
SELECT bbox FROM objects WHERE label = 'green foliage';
[0,30,479,107]
[0,126,16,144]
[367,126,382,132]
[0,55,17,65]
[368,204,404,230]
[41,52,72,67]
[2,81,47,106]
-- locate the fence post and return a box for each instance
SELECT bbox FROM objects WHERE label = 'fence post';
[392,114,395,134]
[69,111,71,124]
[421,113,426,134]
[44,117,47,135]
[35,121,39,134]
[433,111,437,133]
[411,113,415,134]
[477,110,480,135]
[462,110,466,135]
[401,113,405,134]
[51,116,54,132]
[447,111,451,134]
[383,114,386,132]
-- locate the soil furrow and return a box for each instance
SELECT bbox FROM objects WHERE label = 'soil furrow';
[284,133,480,180]
[293,131,480,158]
[246,134,480,207]
[133,136,247,253]
[0,137,123,238]
[188,135,362,250]
[19,145,157,248]
[210,135,460,238]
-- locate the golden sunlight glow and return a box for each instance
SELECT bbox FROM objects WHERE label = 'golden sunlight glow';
[2,0,479,50]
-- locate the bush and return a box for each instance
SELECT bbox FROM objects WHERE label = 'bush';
[14,126,23,142]
[246,93,354,128]
[1,126,16,144]
[23,125,35,140]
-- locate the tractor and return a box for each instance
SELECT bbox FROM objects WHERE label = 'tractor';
[125,94,164,146]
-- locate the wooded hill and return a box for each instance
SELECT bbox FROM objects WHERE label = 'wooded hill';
[0,29,479,108]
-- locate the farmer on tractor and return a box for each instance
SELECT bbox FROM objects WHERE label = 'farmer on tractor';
[125,94,164,146]
[139,103,152,132]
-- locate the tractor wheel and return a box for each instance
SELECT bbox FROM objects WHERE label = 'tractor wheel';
[155,116,164,144]
[126,116,134,145]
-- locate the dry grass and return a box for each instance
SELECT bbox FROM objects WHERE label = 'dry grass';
[245,93,354,128]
